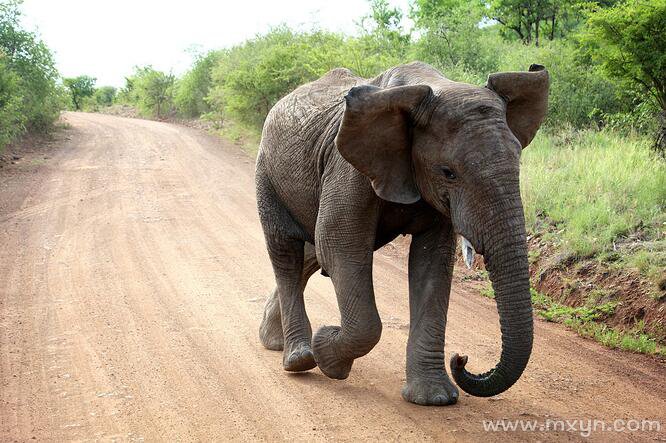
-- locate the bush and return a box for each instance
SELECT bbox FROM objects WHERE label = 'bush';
[208,28,342,127]
[174,51,222,118]
[94,86,117,107]
[581,0,666,153]
[409,0,500,77]
[120,66,175,118]
[0,55,26,148]
[492,39,628,128]
[0,0,62,150]
[207,26,408,128]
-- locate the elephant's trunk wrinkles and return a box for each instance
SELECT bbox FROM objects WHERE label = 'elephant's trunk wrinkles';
[450,204,533,397]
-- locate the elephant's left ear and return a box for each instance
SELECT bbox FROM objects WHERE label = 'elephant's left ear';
[486,64,549,149]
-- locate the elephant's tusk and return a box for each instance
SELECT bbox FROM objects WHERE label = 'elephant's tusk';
[460,236,475,269]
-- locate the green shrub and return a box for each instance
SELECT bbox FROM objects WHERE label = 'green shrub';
[0,55,26,149]
[487,39,627,128]
[94,86,116,107]
[581,0,666,152]
[174,51,222,118]
[207,26,409,128]
[121,66,175,118]
[409,1,501,78]
[0,0,62,150]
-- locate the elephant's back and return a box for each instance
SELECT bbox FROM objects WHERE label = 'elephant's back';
[256,68,364,238]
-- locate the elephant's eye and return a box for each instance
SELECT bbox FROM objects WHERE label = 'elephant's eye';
[440,166,457,180]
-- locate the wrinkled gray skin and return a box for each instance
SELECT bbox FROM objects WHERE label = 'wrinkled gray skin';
[255,61,549,406]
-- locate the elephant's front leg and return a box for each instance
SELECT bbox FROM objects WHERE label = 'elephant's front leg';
[311,189,382,380]
[311,249,382,379]
[402,221,459,406]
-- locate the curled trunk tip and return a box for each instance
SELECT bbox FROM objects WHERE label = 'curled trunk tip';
[451,353,468,370]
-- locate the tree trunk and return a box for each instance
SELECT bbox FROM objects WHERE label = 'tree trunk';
[655,110,666,159]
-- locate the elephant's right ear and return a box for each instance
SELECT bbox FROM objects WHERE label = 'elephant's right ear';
[335,84,432,204]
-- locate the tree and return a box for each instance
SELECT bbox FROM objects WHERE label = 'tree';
[410,0,491,71]
[489,0,580,46]
[582,0,666,154]
[132,67,175,118]
[358,0,411,58]
[64,75,96,110]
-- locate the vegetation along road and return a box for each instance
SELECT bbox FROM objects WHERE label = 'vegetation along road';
[1,112,664,441]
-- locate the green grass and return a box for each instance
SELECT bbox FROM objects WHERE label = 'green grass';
[473,285,663,355]
[480,285,495,299]
[531,288,618,323]
[214,117,261,157]
[528,287,665,356]
[521,128,666,282]
[568,319,663,356]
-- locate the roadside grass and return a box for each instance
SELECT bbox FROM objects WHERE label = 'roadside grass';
[480,285,665,356]
[210,116,261,157]
[520,128,666,286]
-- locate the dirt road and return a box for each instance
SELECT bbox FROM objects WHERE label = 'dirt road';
[1,112,664,442]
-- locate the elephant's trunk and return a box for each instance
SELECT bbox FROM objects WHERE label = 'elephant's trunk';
[450,203,533,397]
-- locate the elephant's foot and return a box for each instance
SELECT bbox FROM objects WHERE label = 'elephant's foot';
[402,375,459,406]
[283,341,316,372]
[259,292,283,351]
[312,326,354,379]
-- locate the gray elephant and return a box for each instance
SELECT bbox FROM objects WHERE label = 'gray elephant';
[255,61,548,405]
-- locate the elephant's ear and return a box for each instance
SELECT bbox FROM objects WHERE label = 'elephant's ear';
[335,84,432,204]
[486,64,549,149]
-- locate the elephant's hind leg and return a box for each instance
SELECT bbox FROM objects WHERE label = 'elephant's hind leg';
[259,287,284,351]
[260,243,320,352]
[257,174,317,372]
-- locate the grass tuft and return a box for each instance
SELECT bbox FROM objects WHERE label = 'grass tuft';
[529,288,664,356]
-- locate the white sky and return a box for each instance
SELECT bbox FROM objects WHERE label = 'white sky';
[20,0,412,87]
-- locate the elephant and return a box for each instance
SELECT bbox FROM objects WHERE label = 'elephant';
[255,61,549,406]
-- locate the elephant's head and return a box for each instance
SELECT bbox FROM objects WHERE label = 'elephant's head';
[335,64,549,397]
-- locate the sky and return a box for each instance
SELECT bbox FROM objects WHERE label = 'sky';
[20,0,412,88]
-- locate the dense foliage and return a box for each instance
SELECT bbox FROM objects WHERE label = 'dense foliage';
[174,51,221,118]
[582,0,666,153]
[105,0,661,148]
[0,0,63,151]
[161,0,660,138]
